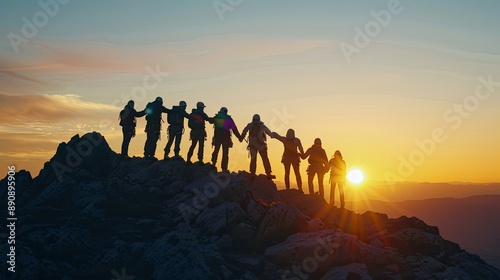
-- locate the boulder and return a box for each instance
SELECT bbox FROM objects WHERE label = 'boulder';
[265,229,396,278]
[195,202,247,235]
[247,174,280,204]
[256,202,308,247]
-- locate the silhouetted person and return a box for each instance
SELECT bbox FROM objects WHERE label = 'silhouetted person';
[302,138,328,198]
[164,101,192,160]
[272,129,304,191]
[119,100,145,158]
[328,150,346,208]
[240,114,275,179]
[144,97,170,160]
[186,102,214,164]
[211,107,241,172]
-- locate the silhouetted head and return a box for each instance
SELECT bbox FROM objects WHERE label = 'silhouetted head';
[334,150,343,160]
[127,100,134,109]
[314,138,322,146]
[179,101,187,109]
[155,97,163,104]
[252,114,261,122]
[220,107,228,114]
[196,102,205,109]
[286,129,295,139]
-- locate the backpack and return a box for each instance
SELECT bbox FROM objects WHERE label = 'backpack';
[188,110,203,129]
[249,123,265,144]
[119,107,135,127]
[145,102,156,121]
[167,106,182,125]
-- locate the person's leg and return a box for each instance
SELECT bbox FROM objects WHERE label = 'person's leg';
[198,136,205,162]
[339,181,345,208]
[151,131,159,158]
[121,127,132,156]
[308,170,315,195]
[330,181,336,206]
[292,162,302,192]
[318,172,325,199]
[164,129,175,158]
[221,142,230,172]
[211,142,221,166]
[187,140,196,162]
[283,162,291,189]
[249,147,258,175]
[144,131,151,157]
[174,132,182,157]
[260,148,272,175]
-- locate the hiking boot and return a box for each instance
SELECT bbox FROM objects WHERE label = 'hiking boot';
[150,156,158,161]
[186,160,193,164]
[266,173,276,180]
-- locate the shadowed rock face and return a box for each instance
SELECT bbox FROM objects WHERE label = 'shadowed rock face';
[1,132,499,280]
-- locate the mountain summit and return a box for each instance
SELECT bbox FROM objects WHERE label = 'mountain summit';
[1,132,499,279]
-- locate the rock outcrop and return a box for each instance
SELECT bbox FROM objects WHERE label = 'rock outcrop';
[1,132,499,279]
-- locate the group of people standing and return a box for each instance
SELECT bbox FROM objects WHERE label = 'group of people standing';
[119,97,347,207]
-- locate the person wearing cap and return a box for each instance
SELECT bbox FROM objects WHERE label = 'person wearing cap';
[240,114,276,179]
[143,97,170,160]
[186,102,214,164]
[211,107,241,172]
[119,100,146,158]
[164,100,193,160]
[302,138,329,198]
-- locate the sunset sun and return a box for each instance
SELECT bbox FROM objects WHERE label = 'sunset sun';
[347,169,365,185]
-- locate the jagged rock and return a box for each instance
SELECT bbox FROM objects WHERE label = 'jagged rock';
[256,202,309,247]
[230,223,257,241]
[320,263,372,280]
[265,229,396,278]
[195,202,247,235]
[242,194,267,225]
[307,218,327,232]
[1,133,499,279]
[247,174,281,204]
[144,229,226,280]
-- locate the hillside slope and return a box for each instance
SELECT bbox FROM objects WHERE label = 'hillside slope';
[1,132,499,280]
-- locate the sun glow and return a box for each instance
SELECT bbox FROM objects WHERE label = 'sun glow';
[347,169,365,185]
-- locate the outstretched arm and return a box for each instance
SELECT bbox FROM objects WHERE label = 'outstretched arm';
[301,148,311,160]
[297,139,305,155]
[271,132,286,143]
[202,113,214,124]
[135,110,146,117]
[240,123,249,140]
[262,125,273,138]
[161,106,171,113]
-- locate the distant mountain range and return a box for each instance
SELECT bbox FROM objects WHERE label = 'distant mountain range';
[350,195,500,269]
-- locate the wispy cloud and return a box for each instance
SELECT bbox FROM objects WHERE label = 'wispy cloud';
[0,93,119,127]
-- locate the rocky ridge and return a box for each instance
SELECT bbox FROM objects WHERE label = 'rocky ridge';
[1,132,499,280]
